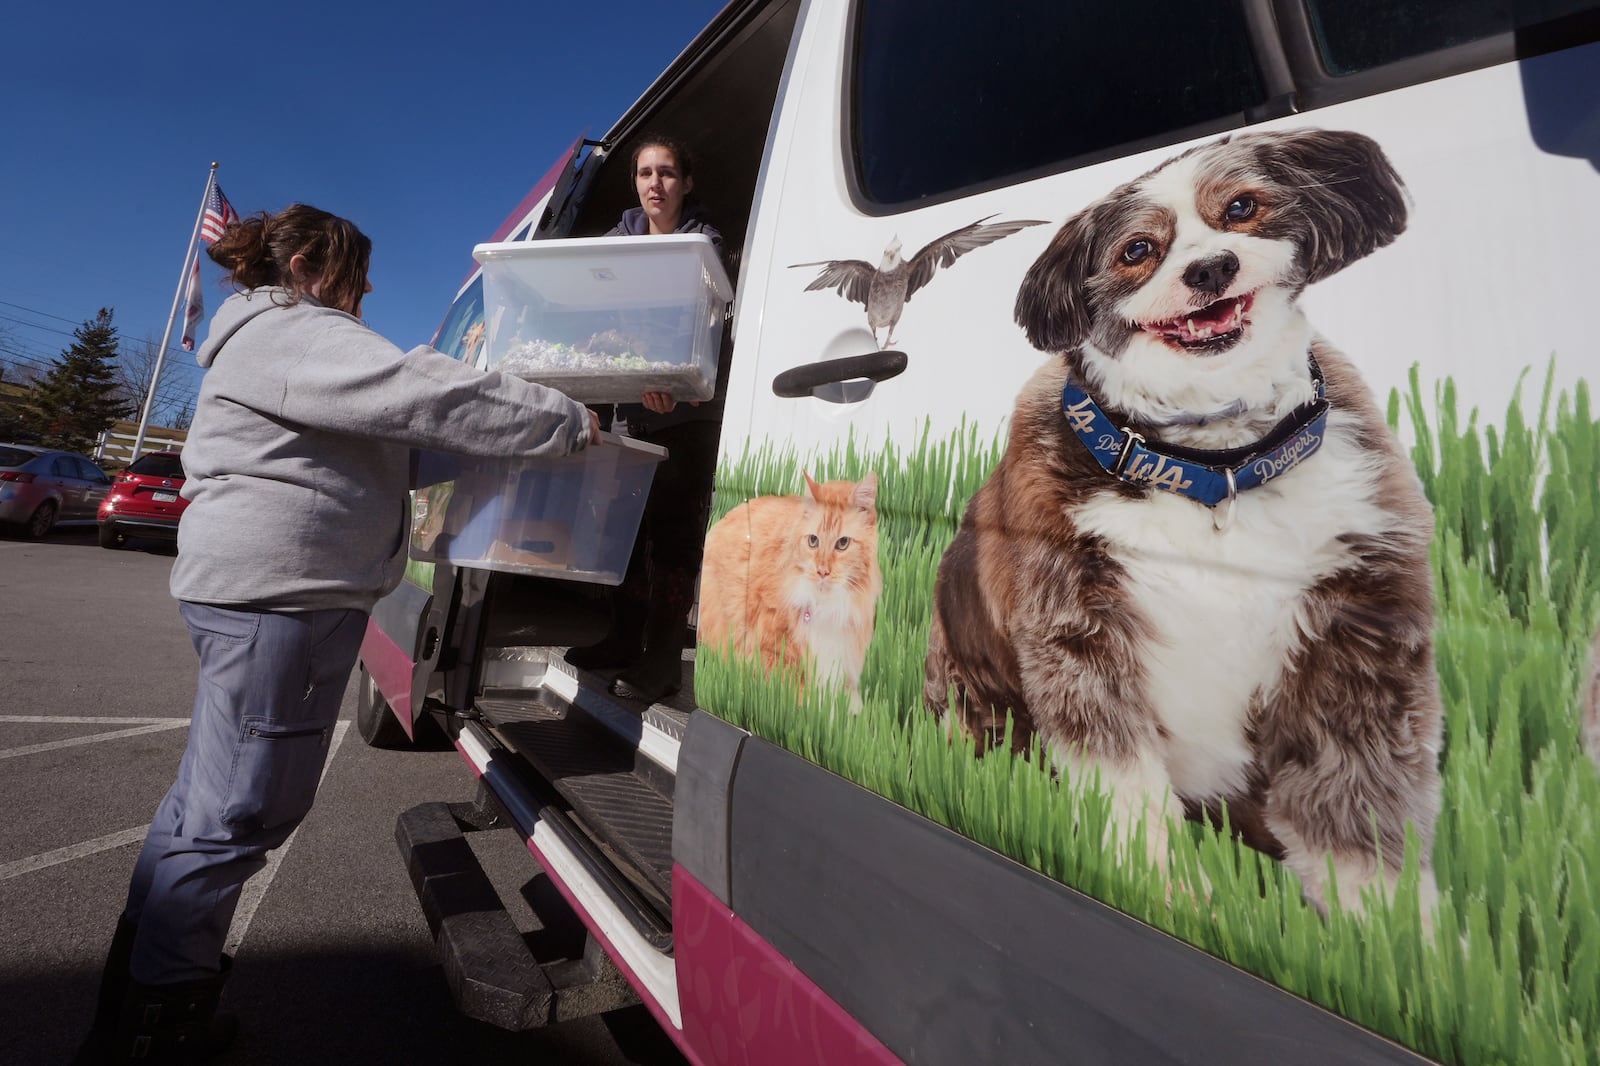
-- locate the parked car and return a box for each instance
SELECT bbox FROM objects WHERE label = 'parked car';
[97,450,188,549]
[0,443,114,539]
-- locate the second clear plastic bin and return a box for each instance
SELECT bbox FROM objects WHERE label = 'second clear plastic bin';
[414,434,668,584]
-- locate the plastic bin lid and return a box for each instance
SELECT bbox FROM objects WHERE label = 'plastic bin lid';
[593,430,668,458]
[472,233,733,303]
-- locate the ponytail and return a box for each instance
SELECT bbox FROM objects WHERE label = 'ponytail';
[207,203,372,315]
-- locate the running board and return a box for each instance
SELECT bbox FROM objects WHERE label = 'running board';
[448,721,683,1028]
[477,692,675,922]
[395,798,640,1029]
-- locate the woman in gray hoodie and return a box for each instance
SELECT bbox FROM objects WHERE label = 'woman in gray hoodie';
[79,203,598,1063]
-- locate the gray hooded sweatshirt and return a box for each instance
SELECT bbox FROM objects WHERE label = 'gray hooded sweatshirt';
[171,287,592,612]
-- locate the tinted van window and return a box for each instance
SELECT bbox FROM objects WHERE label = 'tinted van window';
[432,276,487,365]
[1307,0,1598,74]
[852,0,1265,206]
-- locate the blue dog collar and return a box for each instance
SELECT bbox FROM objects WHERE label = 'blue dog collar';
[1060,357,1329,515]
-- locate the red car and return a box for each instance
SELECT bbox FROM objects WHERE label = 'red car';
[97,450,188,549]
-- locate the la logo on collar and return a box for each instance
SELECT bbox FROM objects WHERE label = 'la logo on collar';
[1060,356,1330,526]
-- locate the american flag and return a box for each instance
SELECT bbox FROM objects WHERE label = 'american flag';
[182,180,239,349]
[199,181,237,243]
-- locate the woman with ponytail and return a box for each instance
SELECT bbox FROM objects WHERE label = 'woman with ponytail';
[76,203,598,1064]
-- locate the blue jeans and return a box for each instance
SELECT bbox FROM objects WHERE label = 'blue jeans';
[123,602,367,983]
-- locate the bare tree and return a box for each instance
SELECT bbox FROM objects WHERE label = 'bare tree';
[0,323,43,441]
[0,320,24,385]
[116,335,201,428]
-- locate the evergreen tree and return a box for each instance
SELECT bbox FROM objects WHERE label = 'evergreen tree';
[24,308,134,454]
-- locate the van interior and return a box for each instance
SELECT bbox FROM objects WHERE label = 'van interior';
[444,0,803,711]
[561,0,801,265]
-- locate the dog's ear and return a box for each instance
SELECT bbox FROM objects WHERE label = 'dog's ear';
[1252,129,1409,284]
[1014,206,1101,353]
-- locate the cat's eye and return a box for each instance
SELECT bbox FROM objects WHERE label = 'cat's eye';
[807,534,819,548]
[835,537,851,550]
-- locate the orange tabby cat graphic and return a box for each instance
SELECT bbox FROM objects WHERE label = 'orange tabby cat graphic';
[698,472,882,708]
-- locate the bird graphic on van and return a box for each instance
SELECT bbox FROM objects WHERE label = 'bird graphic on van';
[790,215,1047,348]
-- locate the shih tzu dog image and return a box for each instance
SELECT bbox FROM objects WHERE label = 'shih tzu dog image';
[926,129,1444,921]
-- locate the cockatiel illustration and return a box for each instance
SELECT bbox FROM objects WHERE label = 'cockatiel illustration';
[790,215,1047,347]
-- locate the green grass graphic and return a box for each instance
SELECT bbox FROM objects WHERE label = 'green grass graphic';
[698,362,1600,1065]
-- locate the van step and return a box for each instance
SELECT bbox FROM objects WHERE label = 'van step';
[395,799,640,1030]
[478,694,675,915]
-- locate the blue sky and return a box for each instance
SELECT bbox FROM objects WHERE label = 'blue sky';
[0,0,727,423]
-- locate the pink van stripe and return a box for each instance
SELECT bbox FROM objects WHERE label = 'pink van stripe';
[358,623,416,739]
[673,865,902,1066]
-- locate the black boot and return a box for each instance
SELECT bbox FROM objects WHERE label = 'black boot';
[71,915,140,1064]
[565,589,646,671]
[108,966,238,1064]
[609,590,689,704]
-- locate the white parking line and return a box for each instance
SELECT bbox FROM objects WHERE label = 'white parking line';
[0,718,349,957]
[0,716,191,725]
[0,826,149,883]
[0,721,190,761]
[224,720,350,955]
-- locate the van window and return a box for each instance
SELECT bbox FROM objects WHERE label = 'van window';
[431,276,487,366]
[1306,0,1598,74]
[851,0,1265,206]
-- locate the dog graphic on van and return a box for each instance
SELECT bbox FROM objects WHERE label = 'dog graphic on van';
[923,128,1444,924]
[790,215,1046,347]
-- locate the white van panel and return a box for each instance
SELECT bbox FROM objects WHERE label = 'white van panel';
[726,18,1600,458]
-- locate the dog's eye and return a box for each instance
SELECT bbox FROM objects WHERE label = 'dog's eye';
[807,534,819,548]
[1225,195,1257,222]
[1121,239,1155,265]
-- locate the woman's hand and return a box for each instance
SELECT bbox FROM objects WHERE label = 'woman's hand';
[641,391,677,414]
[585,407,602,442]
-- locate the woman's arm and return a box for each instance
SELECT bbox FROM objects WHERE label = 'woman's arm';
[276,315,595,459]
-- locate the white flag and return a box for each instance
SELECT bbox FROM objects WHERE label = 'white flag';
[180,254,203,352]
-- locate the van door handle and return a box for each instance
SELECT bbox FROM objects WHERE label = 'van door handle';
[771,350,908,404]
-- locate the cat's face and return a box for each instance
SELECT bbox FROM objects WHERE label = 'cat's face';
[788,473,880,598]
[793,506,867,589]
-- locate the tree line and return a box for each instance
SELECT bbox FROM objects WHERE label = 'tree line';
[0,308,192,458]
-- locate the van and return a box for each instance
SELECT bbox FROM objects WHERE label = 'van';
[360,1,1600,1062]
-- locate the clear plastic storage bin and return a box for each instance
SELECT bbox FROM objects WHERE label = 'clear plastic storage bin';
[418,434,667,584]
[472,234,733,404]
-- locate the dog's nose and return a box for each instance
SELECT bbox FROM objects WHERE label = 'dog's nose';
[1184,252,1239,295]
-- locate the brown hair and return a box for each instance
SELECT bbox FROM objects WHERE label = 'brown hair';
[630,134,695,180]
[207,203,372,316]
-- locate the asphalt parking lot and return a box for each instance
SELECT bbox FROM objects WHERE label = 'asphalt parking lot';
[0,526,685,1066]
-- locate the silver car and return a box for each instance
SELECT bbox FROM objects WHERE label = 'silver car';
[0,443,114,539]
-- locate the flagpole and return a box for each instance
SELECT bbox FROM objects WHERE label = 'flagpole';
[132,162,217,461]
